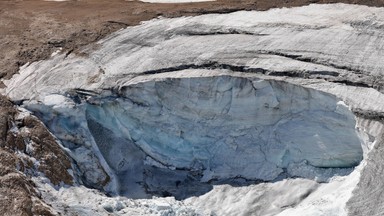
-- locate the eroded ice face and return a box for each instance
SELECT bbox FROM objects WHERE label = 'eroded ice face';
[80,76,362,198]
[20,75,364,199]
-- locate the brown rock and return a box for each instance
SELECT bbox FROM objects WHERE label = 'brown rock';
[0,95,73,215]
[21,116,73,185]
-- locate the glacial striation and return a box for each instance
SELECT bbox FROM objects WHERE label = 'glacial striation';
[3,3,384,216]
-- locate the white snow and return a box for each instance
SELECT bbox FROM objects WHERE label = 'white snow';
[278,160,366,216]
[50,48,62,57]
[33,163,363,216]
[35,177,198,216]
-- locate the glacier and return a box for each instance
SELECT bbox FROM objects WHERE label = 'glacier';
[19,73,365,201]
[3,3,384,215]
[86,76,364,181]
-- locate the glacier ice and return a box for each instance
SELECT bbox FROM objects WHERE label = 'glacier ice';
[90,76,363,176]
[4,3,384,215]
[20,74,364,199]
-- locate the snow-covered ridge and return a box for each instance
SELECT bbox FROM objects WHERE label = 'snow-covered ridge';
[3,3,384,215]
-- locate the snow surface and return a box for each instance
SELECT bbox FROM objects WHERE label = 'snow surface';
[3,3,384,216]
[33,161,365,216]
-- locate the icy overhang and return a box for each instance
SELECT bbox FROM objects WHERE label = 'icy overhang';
[86,75,364,181]
[14,73,365,199]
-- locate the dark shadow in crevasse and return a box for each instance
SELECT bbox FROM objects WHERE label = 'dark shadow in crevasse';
[86,112,355,200]
[87,115,216,200]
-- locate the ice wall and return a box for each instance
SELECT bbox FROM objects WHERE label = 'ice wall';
[89,76,363,178]
[25,75,364,198]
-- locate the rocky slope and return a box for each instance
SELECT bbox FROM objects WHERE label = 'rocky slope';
[0,94,73,216]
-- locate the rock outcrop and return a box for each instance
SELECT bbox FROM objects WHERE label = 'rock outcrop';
[0,95,74,216]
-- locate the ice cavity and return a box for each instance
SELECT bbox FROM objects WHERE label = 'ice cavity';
[21,74,363,199]
[84,76,363,194]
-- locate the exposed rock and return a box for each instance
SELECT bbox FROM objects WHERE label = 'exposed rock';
[0,95,74,215]
[0,171,54,216]
[21,115,73,186]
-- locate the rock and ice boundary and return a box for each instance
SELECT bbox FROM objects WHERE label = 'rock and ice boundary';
[3,3,384,216]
